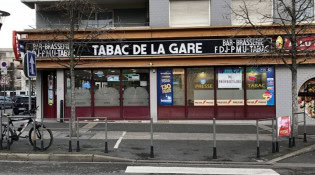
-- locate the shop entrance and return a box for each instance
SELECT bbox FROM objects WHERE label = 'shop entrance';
[65,69,150,120]
[122,69,150,120]
[43,71,57,118]
[298,78,315,118]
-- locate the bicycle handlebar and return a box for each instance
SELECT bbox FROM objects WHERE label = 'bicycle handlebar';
[28,106,39,115]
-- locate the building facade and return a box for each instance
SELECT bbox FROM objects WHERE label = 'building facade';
[15,0,315,121]
[0,48,28,96]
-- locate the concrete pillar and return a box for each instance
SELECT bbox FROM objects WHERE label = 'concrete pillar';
[150,68,158,122]
[56,70,64,122]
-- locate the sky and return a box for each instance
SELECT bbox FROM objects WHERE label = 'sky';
[0,0,35,48]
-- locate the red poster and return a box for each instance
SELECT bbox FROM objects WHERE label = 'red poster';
[277,116,291,137]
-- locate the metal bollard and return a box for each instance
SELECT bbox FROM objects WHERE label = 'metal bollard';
[213,118,217,159]
[304,110,307,143]
[256,120,260,159]
[272,119,275,153]
[150,117,154,158]
[275,118,279,152]
[33,116,37,151]
[40,115,44,151]
[69,118,72,152]
[0,113,2,150]
[60,100,64,123]
[7,117,10,150]
[76,118,80,152]
[105,118,108,153]
[289,116,293,148]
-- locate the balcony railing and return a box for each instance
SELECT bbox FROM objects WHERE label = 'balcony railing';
[33,22,149,30]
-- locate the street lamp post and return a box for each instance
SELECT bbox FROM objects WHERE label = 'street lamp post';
[0,10,10,30]
[0,9,10,150]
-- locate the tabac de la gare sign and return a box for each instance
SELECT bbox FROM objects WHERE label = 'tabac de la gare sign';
[28,38,271,58]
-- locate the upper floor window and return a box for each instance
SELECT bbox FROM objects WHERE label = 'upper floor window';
[232,0,273,25]
[274,0,314,23]
[169,0,210,27]
[81,11,114,28]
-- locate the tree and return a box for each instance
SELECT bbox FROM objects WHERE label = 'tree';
[30,0,112,139]
[231,0,315,145]
[8,62,16,92]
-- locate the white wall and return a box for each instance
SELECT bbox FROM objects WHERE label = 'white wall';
[276,65,315,124]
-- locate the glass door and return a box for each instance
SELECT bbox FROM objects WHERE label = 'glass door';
[43,71,57,118]
[122,69,150,120]
[93,69,121,119]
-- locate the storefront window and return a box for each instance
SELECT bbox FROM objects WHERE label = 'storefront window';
[187,68,214,106]
[94,69,120,106]
[122,69,149,106]
[157,68,185,106]
[173,68,185,106]
[65,70,91,107]
[246,67,274,106]
[298,78,315,118]
[216,67,244,106]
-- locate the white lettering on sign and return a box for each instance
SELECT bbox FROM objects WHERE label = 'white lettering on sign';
[215,38,270,54]
[29,38,271,58]
[169,43,202,54]
[33,43,70,57]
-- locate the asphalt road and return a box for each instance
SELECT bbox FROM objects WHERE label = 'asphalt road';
[0,160,314,175]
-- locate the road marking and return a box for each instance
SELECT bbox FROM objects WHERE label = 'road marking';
[125,166,280,174]
[81,123,98,133]
[114,131,126,149]
[259,124,273,133]
[268,143,315,164]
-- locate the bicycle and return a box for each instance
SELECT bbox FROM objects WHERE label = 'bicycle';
[1,107,53,150]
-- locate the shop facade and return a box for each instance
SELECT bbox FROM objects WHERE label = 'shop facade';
[14,27,315,121]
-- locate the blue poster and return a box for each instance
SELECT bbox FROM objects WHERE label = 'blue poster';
[158,69,173,105]
[247,67,274,106]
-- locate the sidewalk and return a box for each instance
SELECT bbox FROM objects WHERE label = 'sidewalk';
[1,120,315,164]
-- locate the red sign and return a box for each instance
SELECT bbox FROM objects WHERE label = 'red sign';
[12,31,21,60]
[277,36,315,50]
[277,116,291,137]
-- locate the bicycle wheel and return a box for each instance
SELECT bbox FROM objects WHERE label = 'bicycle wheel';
[28,125,53,150]
[1,124,14,147]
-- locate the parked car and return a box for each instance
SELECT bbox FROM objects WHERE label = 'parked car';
[0,96,13,109]
[12,96,36,115]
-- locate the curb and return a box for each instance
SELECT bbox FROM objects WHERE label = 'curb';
[0,152,270,165]
[268,143,315,164]
[1,144,314,164]
[0,153,134,162]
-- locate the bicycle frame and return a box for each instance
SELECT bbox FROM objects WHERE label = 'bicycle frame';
[8,117,35,138]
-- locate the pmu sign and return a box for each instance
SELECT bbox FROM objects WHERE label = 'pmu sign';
[24,51,37,78]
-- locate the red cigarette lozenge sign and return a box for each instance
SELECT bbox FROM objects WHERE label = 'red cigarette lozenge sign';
[277,116,291,137]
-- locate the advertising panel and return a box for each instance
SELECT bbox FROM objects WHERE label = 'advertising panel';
[217,68,243,89]
[158,69,173,106]
[48,74,54,105]
[246,67,274,106]
[277,116,291,137]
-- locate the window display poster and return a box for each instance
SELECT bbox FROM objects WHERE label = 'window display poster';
[48,75,54,105]
[277,116,291,137]
[107,75,119,82]
[298,79,315,118]
[217,68,243,89]
[158,69,173,105]
[247,67,274,105]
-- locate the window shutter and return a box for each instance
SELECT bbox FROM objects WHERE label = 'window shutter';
[170,0,210,27]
